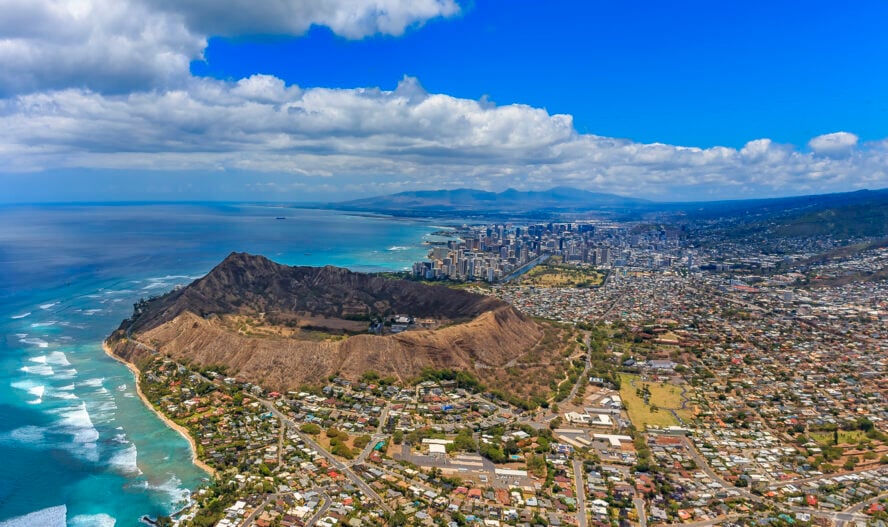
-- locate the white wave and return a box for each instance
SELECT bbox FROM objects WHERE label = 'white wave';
[58,384,75,391]
[55,402,100,445]
[388,246,409,251]
[80,377,104,388]
[81,309,102,316]
[39,302,59,310]
[29,355,48,364]
[103,289,134,295]
[108,442,141,475]
[46,351,71,366]
[141,282,170,290]
[69,514,115,527]
[117,384,127,391]
[54,368,78,380]
[0,504,66,527]
[19,337,48,348]
[15,333,27,338]
[90,400,118,423]
[30,320,57,328]
[7,425,47,444]
[49,391,78,400]
[123,393,135,398]
[26,384,45,404]
[10,312,31,320]
[20,364,54,376]
[133,474,190,504]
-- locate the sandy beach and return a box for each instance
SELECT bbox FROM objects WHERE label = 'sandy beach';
[102,341,217,478]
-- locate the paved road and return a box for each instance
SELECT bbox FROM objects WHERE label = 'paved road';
[353,432,387,465]
[306,492,331,527]
[571,459,587,527]
[679,437,764,504]
[768,465,888,490]
[238,493,277,527]
[660,513,743,527]
[259,400,393,515]
[632,497,647,527]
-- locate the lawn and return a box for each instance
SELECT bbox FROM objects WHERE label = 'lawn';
[520,262,604,288]
[619,374,692,430]
[809,429,868,446]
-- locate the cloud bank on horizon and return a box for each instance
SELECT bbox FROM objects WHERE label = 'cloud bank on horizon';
[1,0,887,201]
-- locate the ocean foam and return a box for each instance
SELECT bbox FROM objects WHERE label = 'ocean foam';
[69,513,116,527]
[39,302,59,310]
[388,246,408,251]
[54,368,78,380]
[10,312,31,320]
[80,377,104,388]
[47,351,71,366]
[55,402,100,445]
[29,355,48,364]
[108,442,141,475]
[0,504,66,527]
[26,385,45,404]
[20,364,54,376]
[8,425,47,444]
[30,320,57,328]
[19,337,49,348]
[133,474,190,504]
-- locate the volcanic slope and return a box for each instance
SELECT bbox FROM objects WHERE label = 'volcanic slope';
[109,253,574,402]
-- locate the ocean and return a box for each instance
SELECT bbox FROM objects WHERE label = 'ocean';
[0,203,437,526]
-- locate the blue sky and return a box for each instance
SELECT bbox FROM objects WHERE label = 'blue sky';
[2,0,888,202]
[193,1,888,149]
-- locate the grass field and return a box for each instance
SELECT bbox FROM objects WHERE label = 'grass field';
[520,260,604,288]
[619,374,692,429]
[809,430,868,446]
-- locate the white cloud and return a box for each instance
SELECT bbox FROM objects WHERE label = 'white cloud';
[0,0,460,95]
[808,131,859,158]
[1,0,886,199]
[2,74,886,198]
[150,0,460,39]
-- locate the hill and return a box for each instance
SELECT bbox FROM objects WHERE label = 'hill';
[329,187,650,216]
[108,253,575,405]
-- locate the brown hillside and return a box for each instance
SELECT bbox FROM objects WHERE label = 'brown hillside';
[111,253,573,402]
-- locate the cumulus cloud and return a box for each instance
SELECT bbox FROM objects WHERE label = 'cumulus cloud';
[151,0,460,39]
[0,0,460,95]
[808,131,859,158]
[1,0,886,199]
[2,74,886,198]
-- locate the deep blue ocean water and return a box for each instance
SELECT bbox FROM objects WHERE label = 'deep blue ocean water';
[0,204,437,526]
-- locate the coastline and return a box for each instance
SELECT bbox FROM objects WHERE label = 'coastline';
[102,340,217,479]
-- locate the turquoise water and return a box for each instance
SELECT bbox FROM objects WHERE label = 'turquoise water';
[0,204,435,525]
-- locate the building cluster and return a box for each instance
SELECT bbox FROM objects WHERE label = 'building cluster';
[413,222,690,282]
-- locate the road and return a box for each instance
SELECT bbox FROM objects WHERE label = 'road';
[679,437,763,504]
[238,493,277,527]
[571,459,588,527]
[259,400,394,515]
[566,332,592,402]
[660,514,743,527]
[306,492,331,527]
[768,465,888,490]
[633,498,647,527]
